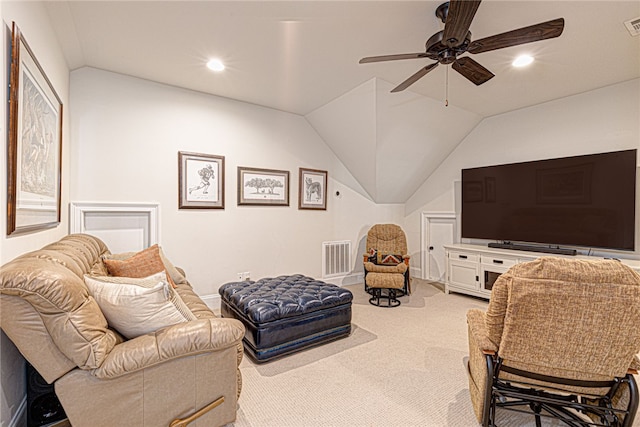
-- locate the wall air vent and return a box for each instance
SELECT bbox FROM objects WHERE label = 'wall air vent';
[624,17,640,36]
[322,240,351,278]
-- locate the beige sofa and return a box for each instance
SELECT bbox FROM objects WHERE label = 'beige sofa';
[0,234,245,427]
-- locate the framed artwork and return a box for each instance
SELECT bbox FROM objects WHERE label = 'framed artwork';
[298,168,327,210]
[178,151,225,209]
[7,22,63,236]
[238,167,289,206]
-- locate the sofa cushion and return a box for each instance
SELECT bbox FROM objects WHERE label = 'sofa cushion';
[84,272,196,339]
[103,245,177,288]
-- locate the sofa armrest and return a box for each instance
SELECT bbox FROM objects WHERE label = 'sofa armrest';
[467,309,498,354]
[92,318,245,379]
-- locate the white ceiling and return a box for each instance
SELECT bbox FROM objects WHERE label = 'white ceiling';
[45,1,640,203]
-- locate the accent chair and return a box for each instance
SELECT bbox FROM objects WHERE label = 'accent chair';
[362,223,411,307]
[466,257,640,427]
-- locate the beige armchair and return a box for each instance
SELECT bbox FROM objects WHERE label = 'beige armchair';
[466,257,640,427]
[362,224,410,307]
[0,234,245,427]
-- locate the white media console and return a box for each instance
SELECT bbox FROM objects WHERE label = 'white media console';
[444,243,640,300]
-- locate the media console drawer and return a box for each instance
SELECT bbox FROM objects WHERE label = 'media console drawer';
[449,251,479,263]
[480,255,517,268]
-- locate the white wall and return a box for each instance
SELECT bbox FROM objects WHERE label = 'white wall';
[1,2,71,425]
[404,79,640,272]
[70,68,404,297]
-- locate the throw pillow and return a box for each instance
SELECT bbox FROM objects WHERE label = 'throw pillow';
[84,272,196,339]
[367,248,378,264]
[104,245,187,286]
[103,245,178,288]
[377,253,403,266]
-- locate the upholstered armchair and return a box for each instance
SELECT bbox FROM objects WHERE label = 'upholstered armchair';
[362,224,410,307]
[466,257,640,427]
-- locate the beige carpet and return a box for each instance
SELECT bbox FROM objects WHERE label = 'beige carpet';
[230,279,640,427]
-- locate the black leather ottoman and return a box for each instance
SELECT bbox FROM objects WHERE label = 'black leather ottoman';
[219,274,353,363]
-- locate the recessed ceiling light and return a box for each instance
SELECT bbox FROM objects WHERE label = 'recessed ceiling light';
[512,55,534,68]
[206,58,225,72]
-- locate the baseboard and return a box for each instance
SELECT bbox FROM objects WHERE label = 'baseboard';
[410,267,422,280]
[322,273,363,286]
[9,396,26,427]
[199,293,221,312]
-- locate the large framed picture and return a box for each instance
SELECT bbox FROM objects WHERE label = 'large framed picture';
[238,167,289,206]
[178,151,225,209]
[298,168,327,210]
[7,22,63,236]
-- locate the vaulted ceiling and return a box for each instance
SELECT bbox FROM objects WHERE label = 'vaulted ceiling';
[45,1,640,203]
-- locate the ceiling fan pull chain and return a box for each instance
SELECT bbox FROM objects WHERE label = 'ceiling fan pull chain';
[445,65,449,107]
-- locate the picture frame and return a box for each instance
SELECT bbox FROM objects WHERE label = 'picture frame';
[7,22,63,236]
[178,151,225,209]
[238,167,289,206]
[298,168,327,210]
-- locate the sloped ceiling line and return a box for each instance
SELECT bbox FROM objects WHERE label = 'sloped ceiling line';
[306,77,483,204]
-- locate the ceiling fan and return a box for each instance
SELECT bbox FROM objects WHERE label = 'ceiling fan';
[359,0,565,93]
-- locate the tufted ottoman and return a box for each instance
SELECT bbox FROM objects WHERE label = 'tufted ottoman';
[219,274,353,363]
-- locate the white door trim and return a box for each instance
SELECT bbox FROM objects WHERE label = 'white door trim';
[421,212,456,280]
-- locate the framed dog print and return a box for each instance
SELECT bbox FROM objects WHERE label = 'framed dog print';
[299,168,327,210]
[238,167,289,206]
[7,22,63,235]
[179,151,225,209]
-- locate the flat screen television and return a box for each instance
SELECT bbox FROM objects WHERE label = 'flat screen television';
[461,149,637,252]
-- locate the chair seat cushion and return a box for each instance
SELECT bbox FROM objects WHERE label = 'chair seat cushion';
[365,272,405,289]
[364,261,407,274]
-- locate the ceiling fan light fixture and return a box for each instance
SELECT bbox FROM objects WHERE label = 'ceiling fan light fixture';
[512,55,534,68]
[206,58,225,72]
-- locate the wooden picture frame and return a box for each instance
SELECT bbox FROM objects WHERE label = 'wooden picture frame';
[238,167,289,206]
[298,168,327,210]
[178,151,225,209]
[7,22,63,235]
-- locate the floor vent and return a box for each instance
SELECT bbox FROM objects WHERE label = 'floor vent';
[624,17,640,36]
[322,241,351,278]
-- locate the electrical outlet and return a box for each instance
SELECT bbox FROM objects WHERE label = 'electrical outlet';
[244,272,251,281]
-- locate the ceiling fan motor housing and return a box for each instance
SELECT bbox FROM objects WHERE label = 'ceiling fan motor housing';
[425,30,471,64]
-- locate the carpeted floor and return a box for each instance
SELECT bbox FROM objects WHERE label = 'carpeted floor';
[230,279,640,427]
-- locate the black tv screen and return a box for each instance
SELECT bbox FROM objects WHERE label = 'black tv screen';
[461,149,637,251]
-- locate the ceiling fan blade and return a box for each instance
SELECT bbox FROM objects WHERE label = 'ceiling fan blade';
[467,18,565,54]
[359,53,430,64]
[391,63,439,93]
[442,0,482,47]
[452,57,494,86]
